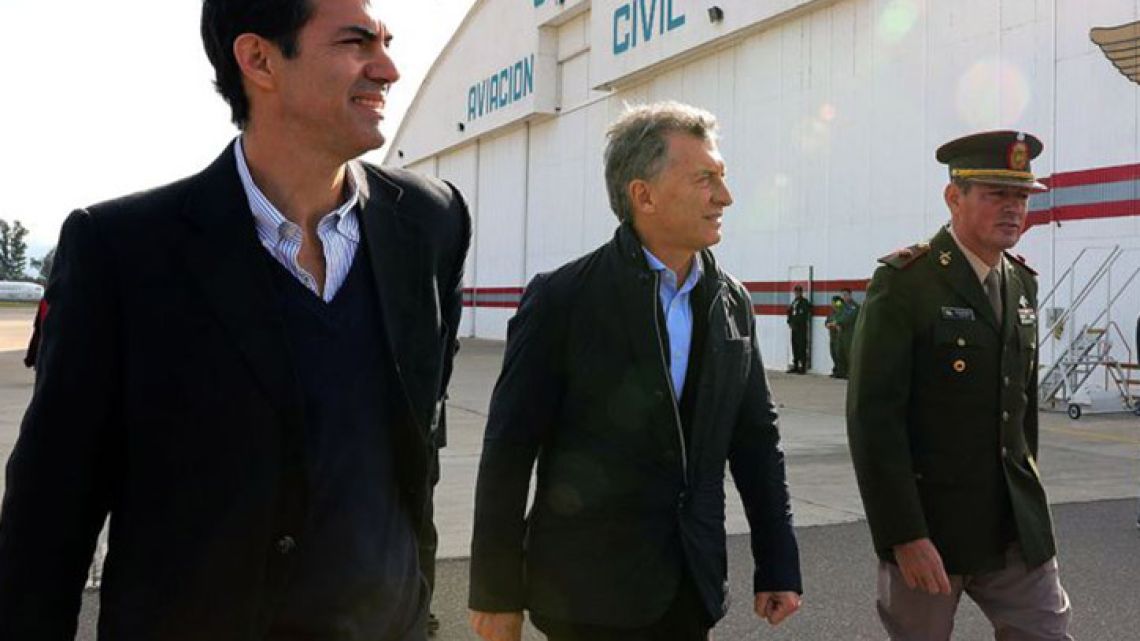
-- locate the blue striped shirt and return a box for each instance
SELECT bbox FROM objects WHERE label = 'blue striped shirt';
[643,249,703,399]
[234,137,361,302]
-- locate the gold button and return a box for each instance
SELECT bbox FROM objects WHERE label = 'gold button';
[1002,411,1010,421]
[957,338,966,347]
[1003,376,1011,386]
[953,359,967,373]
[1001,446,1009,458]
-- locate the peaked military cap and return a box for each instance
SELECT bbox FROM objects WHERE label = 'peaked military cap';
[936,130,1048,192]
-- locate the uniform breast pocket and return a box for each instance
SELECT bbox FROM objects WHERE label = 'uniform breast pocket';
[1018,324,1037,379]
[932,320,996,390]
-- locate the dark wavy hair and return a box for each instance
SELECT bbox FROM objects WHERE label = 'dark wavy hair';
[200,0,314,128]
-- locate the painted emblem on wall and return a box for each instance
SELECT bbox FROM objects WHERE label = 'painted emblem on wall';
[1090,21,1140,86]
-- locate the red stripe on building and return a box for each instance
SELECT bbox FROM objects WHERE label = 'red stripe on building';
[1026,199,1140,229]
[1041,163,1140,189]
[753,304,843,317]
[813,279,871,291]
[469,287,525,295]
[464,301,518,308]
[743,279,869,293]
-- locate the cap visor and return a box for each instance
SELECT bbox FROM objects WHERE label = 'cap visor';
[966,176,1049,193]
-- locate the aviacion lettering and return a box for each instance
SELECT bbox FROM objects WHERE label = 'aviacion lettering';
[613,0,686,55]
[467,54,535,123]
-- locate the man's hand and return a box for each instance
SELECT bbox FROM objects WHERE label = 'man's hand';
[892,538,951,595]
[469,610,524,641]
[754,591,801,626]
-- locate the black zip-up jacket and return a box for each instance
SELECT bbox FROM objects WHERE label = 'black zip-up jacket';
[469,223,801,628]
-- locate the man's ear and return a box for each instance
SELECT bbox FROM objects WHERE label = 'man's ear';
[629,179,655,217]
[943,182,960,211]
[233,33,277,92]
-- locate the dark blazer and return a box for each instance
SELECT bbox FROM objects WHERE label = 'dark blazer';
[0,144,470,640]
[469,223,801,628]
[847,225,1055,575]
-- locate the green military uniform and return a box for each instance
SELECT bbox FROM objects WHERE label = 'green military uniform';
[847,228,1054,574]
[826,298,845,376]
[847,130,1057,577]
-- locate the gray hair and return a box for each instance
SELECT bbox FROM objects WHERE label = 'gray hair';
[604,101,719,222]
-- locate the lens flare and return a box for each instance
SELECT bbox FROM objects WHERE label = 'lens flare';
[955,59,1032,129]
[877,0,919,44]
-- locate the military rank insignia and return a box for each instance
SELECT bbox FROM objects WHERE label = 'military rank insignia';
[939,251,952,266]
[1008,134,1030,171]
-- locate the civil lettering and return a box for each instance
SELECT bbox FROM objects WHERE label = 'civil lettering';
[612,0,686,56]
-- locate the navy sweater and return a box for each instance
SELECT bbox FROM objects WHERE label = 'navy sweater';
[266,251,424,641]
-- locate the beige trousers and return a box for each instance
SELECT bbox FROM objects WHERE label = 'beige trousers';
[877,545,1073,641]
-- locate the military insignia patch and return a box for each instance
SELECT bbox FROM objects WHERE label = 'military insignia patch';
[1008,136,1030,171]
[939,251,952,266]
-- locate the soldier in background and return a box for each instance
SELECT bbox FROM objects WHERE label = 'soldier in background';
[786,284,811,374]
[825,296,845,378]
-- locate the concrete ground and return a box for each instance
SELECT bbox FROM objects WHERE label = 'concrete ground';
[0,308,1136,639]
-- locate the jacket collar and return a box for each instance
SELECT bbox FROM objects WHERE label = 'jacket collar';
[614,221,725,292]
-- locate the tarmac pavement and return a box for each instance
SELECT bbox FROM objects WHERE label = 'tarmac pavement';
[0,308,1136,639]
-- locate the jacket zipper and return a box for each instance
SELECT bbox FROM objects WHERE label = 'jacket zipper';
[650,272,688,485]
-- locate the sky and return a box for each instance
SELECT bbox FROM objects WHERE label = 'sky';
[0,0,477,259]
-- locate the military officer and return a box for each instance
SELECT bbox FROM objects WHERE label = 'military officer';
[786,285,811,373]
[846,130,1073,641]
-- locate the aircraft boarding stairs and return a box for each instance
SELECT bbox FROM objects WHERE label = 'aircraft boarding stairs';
[1036,246,1140,418]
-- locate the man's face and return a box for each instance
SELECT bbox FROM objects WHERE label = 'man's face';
[946,181,1032,260]
[842,291,853,303]
[272,0,399,159]
[638,133,733,253]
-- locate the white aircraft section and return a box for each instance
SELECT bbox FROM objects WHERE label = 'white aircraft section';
[0,281,44,302]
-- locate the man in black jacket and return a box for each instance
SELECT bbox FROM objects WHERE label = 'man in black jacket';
[0,1,469,639]
[786,285,812,373]
[468,102,802,641]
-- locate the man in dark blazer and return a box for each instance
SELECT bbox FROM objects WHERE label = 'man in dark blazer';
[0,1,470,639]
[847,131,1072,640]
[468,102,802,641]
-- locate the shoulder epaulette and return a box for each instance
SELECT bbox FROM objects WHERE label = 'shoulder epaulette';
[878,242,931,270]
[1005,252,1038,276]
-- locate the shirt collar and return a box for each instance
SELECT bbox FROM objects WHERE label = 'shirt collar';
[642,247,703,294]
[233,136,361,243]
[949,225,1003,285]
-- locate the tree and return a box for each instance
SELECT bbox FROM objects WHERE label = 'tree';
[30,246,56,284]
[0,219,29,280]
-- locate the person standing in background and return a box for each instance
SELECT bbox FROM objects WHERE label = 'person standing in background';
[834,288,860,380]
[826,295,844,378]
[787,284,811,374]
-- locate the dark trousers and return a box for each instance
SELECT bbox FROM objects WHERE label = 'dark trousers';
[531,573,710,641]
[791,326,808,371]
[833,331,850,377]
[418,446,441,596]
